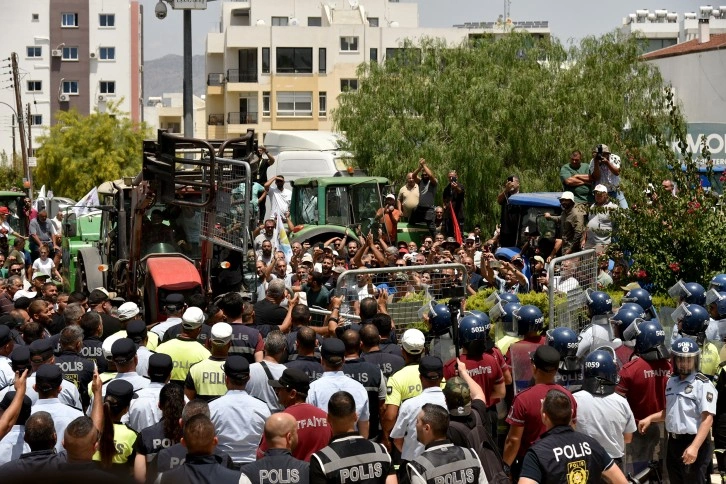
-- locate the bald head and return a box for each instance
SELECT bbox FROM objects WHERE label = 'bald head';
[264,413,298,451]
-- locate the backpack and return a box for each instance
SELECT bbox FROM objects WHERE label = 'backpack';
[448,406,510,484]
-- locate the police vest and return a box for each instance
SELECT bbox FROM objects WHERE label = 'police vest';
[92,422,138,465]
[156,338,211,383]
[229,325,262,364]
[312,435,392,484]
[700,342,720,377]
[189,357,228,401]
[407,443,482,484]
[343,359,383,439]
[240,449,309,484]
[285,357,324,382]
[55,352,95,406]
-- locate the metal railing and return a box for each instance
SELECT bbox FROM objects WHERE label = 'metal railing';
[227,69,257,83]
[207,113,225,126]
[547,249,598,330]
[207,73,226,86]
[227,112,259,124]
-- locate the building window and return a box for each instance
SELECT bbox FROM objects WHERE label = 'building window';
[367,17,379,27]
[319,48,326,74]
[370,48,378,63]
[271,16,288,26]
[99,47,115,60]
[262,91,271,116]
[99,14,115,27]
[276,91,312,117]
[262,48,270,74]
[386,48,422,65]
[276,47,312,74]
[27,81,42,92]
[100,81,116,94]
[62,12,79,27]
[62,80,79,95]
[32,13,39,22]
[62,47,79,60]
[319,92,327,116]
[340,36,359,52]
[27,47,42,58]
[308,17,322,26]
[341,79,358,92]
[31,115,43,125]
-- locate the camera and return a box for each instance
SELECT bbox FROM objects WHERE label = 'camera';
[155,0,167,19]
[597,144,603,156]
[451,176,457,183]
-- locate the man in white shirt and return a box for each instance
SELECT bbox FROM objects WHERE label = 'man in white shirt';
[264,176,292,220]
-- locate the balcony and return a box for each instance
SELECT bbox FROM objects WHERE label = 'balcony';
[227,69,257,83]
[208,113,225,125]
[228,112,258,124]
[207,73,226,85]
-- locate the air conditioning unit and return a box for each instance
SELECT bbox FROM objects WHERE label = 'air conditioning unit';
[51,49,62,57]
[89,52,97,59]
[98,95,106,102]
[59,94,69,102]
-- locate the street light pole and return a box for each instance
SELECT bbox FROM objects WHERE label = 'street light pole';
[183,9,193,139]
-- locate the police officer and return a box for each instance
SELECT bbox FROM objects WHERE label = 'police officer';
[360,324,404,379]
[310,390,394,484]
[18,339,83,409]
[518,389,627,484]
[94,379,139,471]
[341,329,386,442]
[621,287,657,320]
[285,326,324,381]
[673,303,720,378]
[157,414,240,484]
[0,411,64,475]
[240,413,309,484]
[669,280,707,344]
[407,403,487,484]
[505,304,546,394]
[126,319,154,378]
[423,302,453,361]
[576,290,614,359]
[209,355,271,467]
[54,325,94,411]
[150,293,186,341]
[30,364,83,452]
[156,307,211,386]
[616,319,671,476]
[218,293,264,364]
[79,312,107,373]
[639,337,717,483]
[0,391,32,465]
[186,322,233,402]
[705,290,726,342]
[546,327,583,390]
[490,300,522,356]
[102,338,150,394]
[573,350,635,469]
[128,353,173,432]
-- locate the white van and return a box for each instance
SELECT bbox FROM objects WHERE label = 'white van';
[263,130,346,157]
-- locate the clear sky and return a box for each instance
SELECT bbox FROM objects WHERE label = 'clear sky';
[142,0,703,60]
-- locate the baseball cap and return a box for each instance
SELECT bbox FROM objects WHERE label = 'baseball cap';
[398,247,409,254]
[105,380,135,409]
[444,237,460,248]
[532,345,561,372]
[0,325,11,346]
[224,355,250,380]
[111,338,137,364]
[147,353,173,381]
[443,376,472,417]
[210,322,233,345]
[385,193,396,200]
[117,302,140,321]
[0,207,9,215]
[182,307,205,329]
[87,289,109,306]
[32,273,50,281]
[321,338,345,364]
[594,184,608,193]
[533,256,545,265]
[419,356,444,380]
[558,191,575,202]
[29,339,54,364]
[269,368,310,394]
[599,144,610,153]
[621,282,641,292]
[35,364,63,392]
[164,293,185,307]
[301,253,314,264]
[401,329,425,355]
[126,320,148,343]
[466,233,476,241]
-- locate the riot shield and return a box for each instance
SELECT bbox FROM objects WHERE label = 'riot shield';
[510,341,540,394]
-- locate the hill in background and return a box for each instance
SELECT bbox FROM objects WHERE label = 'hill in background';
[144,54,206,100]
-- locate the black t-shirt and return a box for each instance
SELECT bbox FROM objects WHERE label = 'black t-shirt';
[163,323,212,344]
[443,183,465,221]
[418,179,437,208]
[254,299,287,326]
[100,313,122,341]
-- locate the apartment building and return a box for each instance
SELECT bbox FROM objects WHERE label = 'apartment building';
[204,0,549,140]
[0,0,142,160]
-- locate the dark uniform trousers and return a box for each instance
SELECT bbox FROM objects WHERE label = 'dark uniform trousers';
[310,433,393,484]
[240,449,310,484]
[666,432,713,483]
[407,442,482,484]
[159,454,241,484]
[343,358,383,440]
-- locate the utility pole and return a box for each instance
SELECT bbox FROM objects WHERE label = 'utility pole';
[183,9,193,139]
[11,114,16,158]
[10,52,31,201]
[26,103,34,198]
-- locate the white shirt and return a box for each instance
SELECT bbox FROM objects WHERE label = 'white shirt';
[585,202,618,248]
[246,360,286,413]
[128,382,164,432]
[390,387,447,461]
[0,357,14,389]
[137,346,153,378]
[268,185,292,219]
[32,257,55,278]
[0,425,29,465]
[554,276,580,294]
[589,154,621,191]
[31,397,83,452]
[151,317,183,341]
[573,390,636,458]
[0,375,82,410]
[308,371,370,423]
[209,389,271,463]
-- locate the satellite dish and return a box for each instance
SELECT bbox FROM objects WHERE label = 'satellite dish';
[256,19,266,26]
[390,20,399,27]
[290,17,299,25]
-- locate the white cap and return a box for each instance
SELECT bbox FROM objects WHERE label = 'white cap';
[117,302,140,321]
[182,307,205,329]
[594,184,608,193]
[211,322,233,345]
[385,193,396,200]
[558,191,575,201]
[401,329,425,354]
[301,253,314,264]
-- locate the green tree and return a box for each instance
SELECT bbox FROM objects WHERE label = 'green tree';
[35,100,149,199]
[0,151,25,189]
[333,32,676,230]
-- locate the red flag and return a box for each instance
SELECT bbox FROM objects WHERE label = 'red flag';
[449,203,463,245]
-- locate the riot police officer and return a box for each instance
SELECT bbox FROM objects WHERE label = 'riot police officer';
[573,349,635,469]
[710,274,726,292]
[505,305,545,394]
[621,287,657,320]
[673,303,720,377]
[546,327,582,390]
[669,280,707,343]
[639,337,717,483]
[576,290,614,359]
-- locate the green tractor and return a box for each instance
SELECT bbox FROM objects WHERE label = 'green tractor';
[288,177,429,245]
